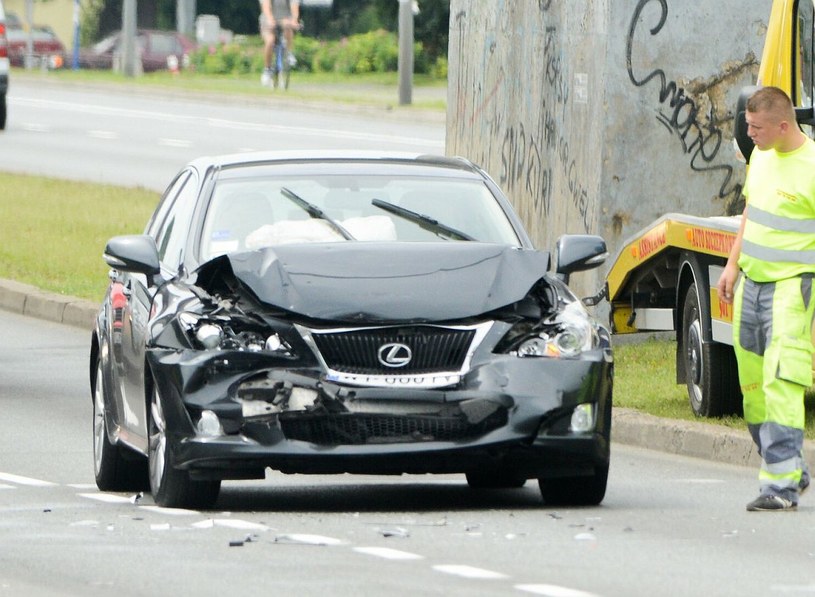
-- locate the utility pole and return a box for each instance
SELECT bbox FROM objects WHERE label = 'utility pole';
[177,0,197,39]
[121,0,138,77]
[24,0,33,69]
[397,0,414,106]
[71,0,80,70]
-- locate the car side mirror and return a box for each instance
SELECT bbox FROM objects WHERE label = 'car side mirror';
[555,234,608,285]
[104,234,160,276]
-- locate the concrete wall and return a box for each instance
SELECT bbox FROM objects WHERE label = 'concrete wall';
[447,0,767,296]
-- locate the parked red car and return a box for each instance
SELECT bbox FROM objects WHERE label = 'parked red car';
[5,12,65,69]
[78,29,196,72]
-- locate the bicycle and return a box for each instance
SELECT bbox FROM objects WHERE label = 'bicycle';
[269,21,300,90]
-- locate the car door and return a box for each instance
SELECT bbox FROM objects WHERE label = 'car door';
[113,169,199,451]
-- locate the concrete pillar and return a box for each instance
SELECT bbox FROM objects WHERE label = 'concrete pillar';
[447,1,765,296]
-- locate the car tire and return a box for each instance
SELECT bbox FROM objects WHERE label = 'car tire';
[537,464,609,506]
[681,282,742,417]
[465,469,526,489]
[93,359,149,491]
[148,384,220,509]
[0,94,7,130]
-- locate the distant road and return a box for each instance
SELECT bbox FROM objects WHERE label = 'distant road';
[3,77,446,191]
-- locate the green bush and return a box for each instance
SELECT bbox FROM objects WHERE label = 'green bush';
[191,31,443,78]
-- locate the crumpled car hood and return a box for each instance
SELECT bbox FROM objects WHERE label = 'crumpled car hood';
[196,242,551,322]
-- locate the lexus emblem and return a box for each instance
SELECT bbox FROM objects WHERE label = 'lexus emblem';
[377,342,412,368]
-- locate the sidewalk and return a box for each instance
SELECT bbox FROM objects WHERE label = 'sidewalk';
[4,276,808,472]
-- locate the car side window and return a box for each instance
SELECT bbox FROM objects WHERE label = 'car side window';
[146,171,191,238]
[155,171,200,271]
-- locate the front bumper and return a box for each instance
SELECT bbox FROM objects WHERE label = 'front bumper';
[147,348,613,481]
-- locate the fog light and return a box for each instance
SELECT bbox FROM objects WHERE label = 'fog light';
[196,324,223,349]
[570,403,596,433]
[196,410,223,437]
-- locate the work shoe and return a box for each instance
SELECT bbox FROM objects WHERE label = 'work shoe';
[286,52,297,67]
[800,475,810,496]
[746,495,797,512]
[261,68,273,86]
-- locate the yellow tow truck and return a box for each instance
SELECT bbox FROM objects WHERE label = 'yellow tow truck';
[606,0,815,417]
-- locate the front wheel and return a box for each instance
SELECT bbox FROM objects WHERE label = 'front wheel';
[148,385,220,509]
[0,94,7,130]
[538,464,609,506]
[681,283,742,417]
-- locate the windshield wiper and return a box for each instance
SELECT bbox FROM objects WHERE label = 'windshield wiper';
[280,187,355,240]
[372,198,475,241]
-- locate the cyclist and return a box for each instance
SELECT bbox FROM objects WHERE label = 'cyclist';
[259,0,300,86]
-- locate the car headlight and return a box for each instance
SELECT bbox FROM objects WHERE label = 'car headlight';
[177,312,294,356]
[512,301,596,358]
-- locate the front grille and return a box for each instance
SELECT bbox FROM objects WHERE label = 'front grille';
[310,326,476,375]
[280,411,507,445]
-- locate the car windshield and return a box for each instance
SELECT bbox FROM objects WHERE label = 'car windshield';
[199,172,522,261]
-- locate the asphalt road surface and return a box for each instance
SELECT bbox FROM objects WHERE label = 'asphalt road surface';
[4,77,445,192]
[4,302,815,597]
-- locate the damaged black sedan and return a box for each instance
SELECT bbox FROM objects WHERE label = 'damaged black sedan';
[90,151,613,509]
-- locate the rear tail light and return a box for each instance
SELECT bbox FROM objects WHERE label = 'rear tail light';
[0,23,7,59]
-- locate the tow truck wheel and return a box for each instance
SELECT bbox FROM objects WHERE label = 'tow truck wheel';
[681,283,742,417]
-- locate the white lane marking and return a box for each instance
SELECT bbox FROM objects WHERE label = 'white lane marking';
[0,484,16,490]
[433,565,508,580]
[78,492,133,504]
[0,472,57,487]
[67,483,98,489]
[69,520,102,527]
[88,130,119,140]
[158,138,193,148]
[13,97,441,148]
[191,518,270,531]
[138,505,200,516]
[20,123,51,132]
[274,533,345,546]
[515,585,602,597]
[151,523,172,531]
[353,547,424,561]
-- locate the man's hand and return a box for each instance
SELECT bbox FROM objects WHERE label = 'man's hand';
[717,261,739,304]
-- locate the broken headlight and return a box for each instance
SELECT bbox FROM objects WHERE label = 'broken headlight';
[510,301,597,358]
[177,312,295,356]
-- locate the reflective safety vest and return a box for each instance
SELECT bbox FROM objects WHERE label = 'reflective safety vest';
[739,138,815,282]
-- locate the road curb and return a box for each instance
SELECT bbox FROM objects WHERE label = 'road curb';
[0,278,97,331]
[6,276,815,472]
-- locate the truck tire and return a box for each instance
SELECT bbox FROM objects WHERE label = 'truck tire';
[681,283,743,417]
[0,94,6,130]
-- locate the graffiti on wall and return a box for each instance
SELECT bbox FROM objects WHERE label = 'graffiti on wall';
[455,10,593,234]
[626,0,749,206]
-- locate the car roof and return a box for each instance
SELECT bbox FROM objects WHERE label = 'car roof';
[186,151,485,177]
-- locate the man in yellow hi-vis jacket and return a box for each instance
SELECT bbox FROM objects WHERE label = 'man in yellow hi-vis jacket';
[719,86,815,511]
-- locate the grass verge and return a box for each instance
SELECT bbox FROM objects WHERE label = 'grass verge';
[0,172,158,302]
[13,68,448,112]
